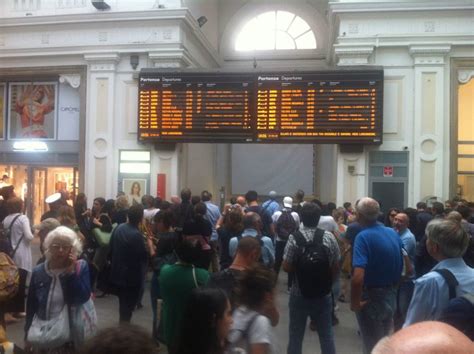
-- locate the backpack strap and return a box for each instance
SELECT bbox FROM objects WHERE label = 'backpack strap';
[312,228,325,246]
[8,214,23,258]
[292,230,306,248]
[434,269,459,300]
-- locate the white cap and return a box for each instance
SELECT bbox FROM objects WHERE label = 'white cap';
[45,192,61,204]
[283,196,293,208]
[269,191,277,198]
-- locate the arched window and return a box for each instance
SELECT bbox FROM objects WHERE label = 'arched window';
[235,11,317,51]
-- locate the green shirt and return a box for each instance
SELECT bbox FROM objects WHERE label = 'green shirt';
[159,263,210,346]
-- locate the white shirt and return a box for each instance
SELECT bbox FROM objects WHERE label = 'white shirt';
[143,208,159,223]
[272,209,300,242]
[227,306,279,354]
[3,213,34,272]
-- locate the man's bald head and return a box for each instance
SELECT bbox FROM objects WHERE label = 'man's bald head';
[372,321,474,354]
[393,213,409,233]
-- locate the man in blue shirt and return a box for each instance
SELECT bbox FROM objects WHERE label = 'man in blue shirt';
[228,212,275,267]
[351,197,404,354]
[261,190,281,218]
[393,212,416,329]
[201,190,221,272]
[404,219,474,326]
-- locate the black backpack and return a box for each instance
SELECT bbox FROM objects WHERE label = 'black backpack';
[0,214,22,257]
[276,209,297,241]
[435,269,474,340]
[293,228,332,298]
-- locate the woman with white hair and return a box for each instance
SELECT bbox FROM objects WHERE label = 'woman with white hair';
[25,226,93,353]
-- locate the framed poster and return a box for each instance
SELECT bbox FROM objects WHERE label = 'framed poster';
[8,82,58,140]
[123,178,147,206]
[0,84,5,139]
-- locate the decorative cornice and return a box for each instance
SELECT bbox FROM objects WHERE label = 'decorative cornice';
[59,74,81,88]
[84,53,120,72]
[149,47,194,68]
[409,44,451,66]
[329,1,474,14]
[334,45,374,65]
[458,69,474,84]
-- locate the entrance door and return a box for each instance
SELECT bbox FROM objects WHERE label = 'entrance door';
[32,168,47,226]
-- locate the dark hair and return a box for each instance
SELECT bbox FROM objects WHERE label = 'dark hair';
[194,202,207,218]
[456,204,471,219]
[191,195,201,206]
[343,202,352,209]
[245,190,258,203]
[311,199,323,209]
[175,238,200,265]
[403,207,418,233]
[141,195,154,208]
[300,202,321,227]
[153,210,174,229]
[75,192,87,209]
[229,196,237,205]
[224,207,244,234]
[103,199,116,217]
[295,189,305,202]
[160,200,172,210]
[384,207,401,227]
[238,264,275,311]
[432,202,445,216]
[6,197,23,214]
[327,202,337,215]
[242,212,259,230]
[127,204,144,226]
[174,288,229,354]
[181,188,192,202]
[93,197,106,208]
[153,196,162,209]
[201,190,212,202]
[80,324,158,354]
[416,201,427,210]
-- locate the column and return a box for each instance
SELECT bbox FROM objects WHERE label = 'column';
[334,45,375,205]
[410,45,451,203]
[84,53,120,199]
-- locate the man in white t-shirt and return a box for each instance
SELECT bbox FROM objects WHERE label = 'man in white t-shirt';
[272,196,300,276]
[142,195,159,224]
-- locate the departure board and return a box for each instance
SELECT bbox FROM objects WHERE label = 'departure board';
[138,70,383,144]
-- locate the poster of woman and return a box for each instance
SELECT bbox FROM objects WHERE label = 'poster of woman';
[0,84,5,139]
[123,178,147,206]
[8,82,57,139]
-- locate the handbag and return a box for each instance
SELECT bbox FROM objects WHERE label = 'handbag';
[92,224,116,247]
[69,297,98,348]
[27,305,70,349]
[0,252,19,302]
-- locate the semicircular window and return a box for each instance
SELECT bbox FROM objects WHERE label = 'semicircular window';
[235,11,317,51]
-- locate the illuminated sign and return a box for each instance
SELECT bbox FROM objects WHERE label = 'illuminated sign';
[138,70,383,144]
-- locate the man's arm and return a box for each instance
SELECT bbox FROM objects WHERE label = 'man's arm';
[351,267,366,311]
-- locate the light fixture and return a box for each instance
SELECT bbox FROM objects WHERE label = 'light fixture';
[197,16,208,28]
[91,0,110,10]
[13,141,48,152]
[130,54,139,70]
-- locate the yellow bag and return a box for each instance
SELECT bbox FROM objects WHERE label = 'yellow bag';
[0,252,19,302]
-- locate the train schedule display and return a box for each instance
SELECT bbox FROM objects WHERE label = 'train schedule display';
[138,70,383,144]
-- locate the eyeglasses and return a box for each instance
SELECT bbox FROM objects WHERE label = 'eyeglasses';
[50,244,72,252]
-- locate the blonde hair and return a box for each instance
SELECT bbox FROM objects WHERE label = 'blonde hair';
[116,195,130,210]
[44,226,82,260]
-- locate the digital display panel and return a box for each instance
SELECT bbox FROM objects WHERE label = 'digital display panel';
[138,70,383,144]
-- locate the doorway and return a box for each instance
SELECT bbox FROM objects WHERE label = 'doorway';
[0,164,78,224]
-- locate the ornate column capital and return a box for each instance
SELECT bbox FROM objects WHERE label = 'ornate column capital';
[334,45,375,65]
[148,48,194,68]
[409,45,451,66]
[84,53,120,72]
[59,74,81,88]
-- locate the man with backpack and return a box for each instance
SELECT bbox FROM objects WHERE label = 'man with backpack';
[282,202,340,354]
[272,196,299,276]
[404,219,474,327]
[228,212,275,268]
[244,190,275,240]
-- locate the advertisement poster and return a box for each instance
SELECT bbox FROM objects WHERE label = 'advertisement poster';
[123,178,147,206]
[8,82,57,139]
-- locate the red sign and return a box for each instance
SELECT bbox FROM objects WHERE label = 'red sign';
[157,173,166,199]
[383,165,394,177]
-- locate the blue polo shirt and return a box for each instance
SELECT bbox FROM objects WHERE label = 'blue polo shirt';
[353,223,403,288]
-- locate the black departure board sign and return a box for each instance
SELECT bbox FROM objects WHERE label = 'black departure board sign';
[138,70,383,144]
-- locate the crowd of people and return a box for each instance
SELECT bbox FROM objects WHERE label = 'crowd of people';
[0,182,473,353]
